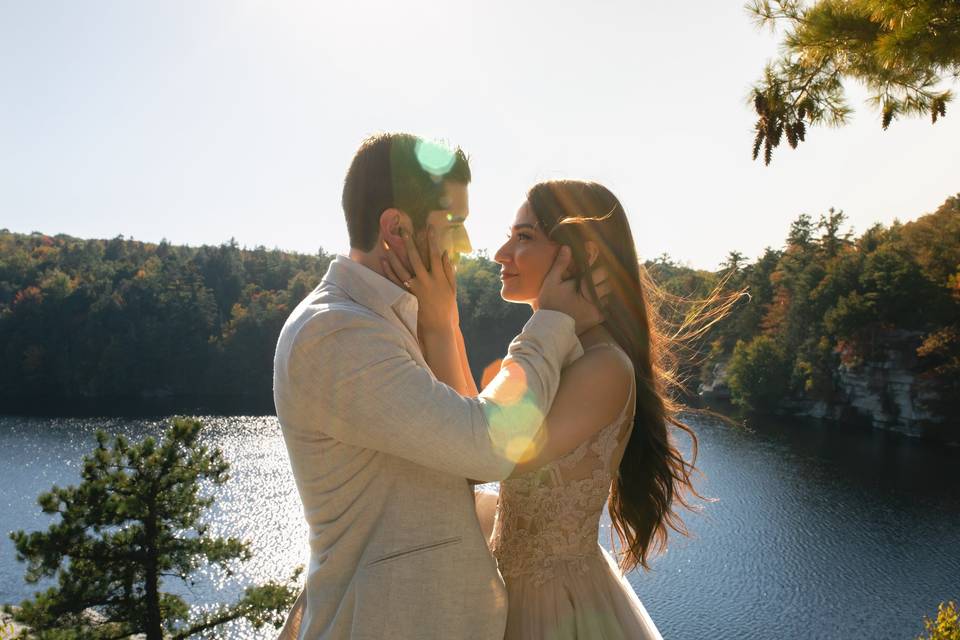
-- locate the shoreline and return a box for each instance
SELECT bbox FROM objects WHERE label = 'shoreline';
[1,397,956,445]
[0,394,274,419]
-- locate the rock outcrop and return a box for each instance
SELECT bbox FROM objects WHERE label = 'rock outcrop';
[701,331,956,442]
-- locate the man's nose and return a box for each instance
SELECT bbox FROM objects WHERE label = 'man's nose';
[452,226,473,255]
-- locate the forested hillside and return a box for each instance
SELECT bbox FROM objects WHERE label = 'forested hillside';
[700,195,959,437]
[0,233,530,414]
[1,194,957,437]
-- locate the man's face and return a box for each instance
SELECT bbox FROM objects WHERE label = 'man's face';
[418,182,473,267]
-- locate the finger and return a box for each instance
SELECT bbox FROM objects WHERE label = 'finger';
[591,266,608,288]
[384,243,414,284]
[381,258,406,289]
[586,271,609,295]
[400,227,427,279]
[441,250,456,290]
[427,226,442,273]
[543,246,572,288]
[594,279,612,300]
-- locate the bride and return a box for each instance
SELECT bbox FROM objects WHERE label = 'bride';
[384,180,715,639]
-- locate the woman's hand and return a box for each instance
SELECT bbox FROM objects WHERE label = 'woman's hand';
[381,226,457,334]
[382,226,472,396]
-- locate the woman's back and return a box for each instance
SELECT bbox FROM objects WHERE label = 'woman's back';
[490,343,664,640]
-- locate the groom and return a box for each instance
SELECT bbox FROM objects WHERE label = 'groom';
[274,133,594,639]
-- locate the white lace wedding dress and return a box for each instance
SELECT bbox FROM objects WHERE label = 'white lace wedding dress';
[486,343,664,640]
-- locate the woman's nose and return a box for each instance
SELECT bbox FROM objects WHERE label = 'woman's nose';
[494,241,511,265]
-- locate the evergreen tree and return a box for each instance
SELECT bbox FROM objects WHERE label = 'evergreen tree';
[787,213,816,249]
[747,0,959,163]
[7,418,300,640]
[721,251,747,273]
[817,208,852,259]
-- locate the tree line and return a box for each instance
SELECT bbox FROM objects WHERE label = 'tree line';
[0,235,328,413]
[0,232,531,414]
[693,195,959,437]
[1,194,957,435]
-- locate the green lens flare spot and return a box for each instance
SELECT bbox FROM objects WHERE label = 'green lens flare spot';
[415,140,457,177]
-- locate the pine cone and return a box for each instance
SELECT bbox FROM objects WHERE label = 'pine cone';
[754,92,766,115]
[786,123,798,149]
[882,103,894,130]
[932,99,946,123]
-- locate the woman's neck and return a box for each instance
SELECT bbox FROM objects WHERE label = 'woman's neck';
[577,323,615,349]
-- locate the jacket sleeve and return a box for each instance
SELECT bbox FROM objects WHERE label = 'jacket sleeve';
[277,309,583,481]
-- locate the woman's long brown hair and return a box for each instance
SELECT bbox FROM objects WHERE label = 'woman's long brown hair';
[527,180,739,572]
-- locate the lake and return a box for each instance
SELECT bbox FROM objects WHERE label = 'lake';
[1,414,958,639]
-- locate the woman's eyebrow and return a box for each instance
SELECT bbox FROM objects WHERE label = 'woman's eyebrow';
[445,213,468,223]
[511,223,537,231]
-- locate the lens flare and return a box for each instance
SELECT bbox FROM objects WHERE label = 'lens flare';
[482,360,528,406]
[452,225,473,255]
[481,362,548,463]
[480,359,503,388]
[415,140,457,176]
[485,395,544,462]
[505,435,536,463]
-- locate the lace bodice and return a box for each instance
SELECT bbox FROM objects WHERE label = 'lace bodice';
[490,344,636,586]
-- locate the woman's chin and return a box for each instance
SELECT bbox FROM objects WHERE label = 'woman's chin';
[499,286,523,303]
[500,287,535,305]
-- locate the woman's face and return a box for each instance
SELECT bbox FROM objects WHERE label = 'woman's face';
[494,202,560,306]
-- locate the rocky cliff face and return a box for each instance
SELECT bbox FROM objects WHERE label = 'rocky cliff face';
[830,356,942,438]
[702,332,955,441]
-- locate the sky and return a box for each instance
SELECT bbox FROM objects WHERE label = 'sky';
[1,0,957,270]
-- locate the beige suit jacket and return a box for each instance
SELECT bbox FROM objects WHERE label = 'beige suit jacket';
[274,255,582,639]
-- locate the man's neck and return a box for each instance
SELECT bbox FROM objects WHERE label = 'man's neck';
[348,248,386,278]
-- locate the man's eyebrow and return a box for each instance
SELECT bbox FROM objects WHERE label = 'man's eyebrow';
[445,213,468,223]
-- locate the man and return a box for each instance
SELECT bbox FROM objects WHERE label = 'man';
[274,133,598,639]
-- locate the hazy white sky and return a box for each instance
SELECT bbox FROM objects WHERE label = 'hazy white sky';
[2,1,957,269]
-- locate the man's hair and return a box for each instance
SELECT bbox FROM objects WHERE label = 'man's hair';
[342,133,471,251]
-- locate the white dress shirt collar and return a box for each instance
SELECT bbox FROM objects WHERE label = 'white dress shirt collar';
[325,255,420,339]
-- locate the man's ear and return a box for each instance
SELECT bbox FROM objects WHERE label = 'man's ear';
[379,208,409,250]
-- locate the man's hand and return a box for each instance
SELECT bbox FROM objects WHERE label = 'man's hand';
[538,246,607,335]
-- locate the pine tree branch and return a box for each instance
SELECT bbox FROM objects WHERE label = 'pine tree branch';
[169,607,249,640]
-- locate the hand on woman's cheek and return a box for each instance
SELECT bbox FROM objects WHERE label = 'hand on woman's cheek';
[530,244,561,305]
[545,245,562,283]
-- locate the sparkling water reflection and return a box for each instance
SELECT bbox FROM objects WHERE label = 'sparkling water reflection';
[1,415,958,639]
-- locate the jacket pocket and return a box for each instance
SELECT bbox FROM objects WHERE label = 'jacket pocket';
[366,536,462,568]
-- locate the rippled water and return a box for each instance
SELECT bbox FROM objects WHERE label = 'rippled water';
[1,415,958,639]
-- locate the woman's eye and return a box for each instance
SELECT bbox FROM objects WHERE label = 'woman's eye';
[517,233,532,241]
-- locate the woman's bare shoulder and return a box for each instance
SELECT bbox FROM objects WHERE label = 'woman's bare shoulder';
[557,343,633,421]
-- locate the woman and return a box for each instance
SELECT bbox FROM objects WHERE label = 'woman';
[384,180,715,639]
